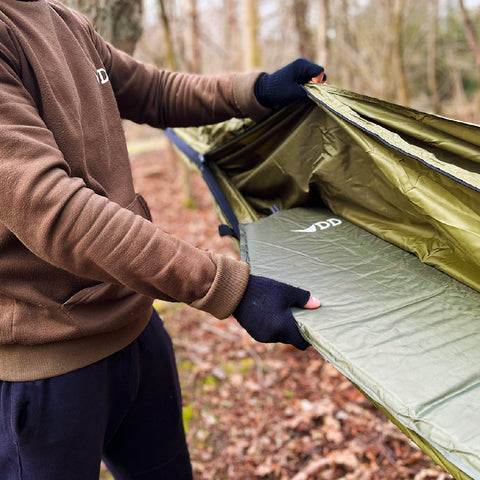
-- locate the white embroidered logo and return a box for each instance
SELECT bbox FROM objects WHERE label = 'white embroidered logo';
[291,218,342,233]
[95,68,109,85]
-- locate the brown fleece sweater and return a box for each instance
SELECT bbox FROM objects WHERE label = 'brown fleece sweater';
[0,0,269,381]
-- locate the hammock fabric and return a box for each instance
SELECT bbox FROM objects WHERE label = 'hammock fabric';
[168,84,480,480]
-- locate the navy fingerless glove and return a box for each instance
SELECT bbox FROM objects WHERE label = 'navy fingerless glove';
[233,275,310,350]
[254,58,325,109]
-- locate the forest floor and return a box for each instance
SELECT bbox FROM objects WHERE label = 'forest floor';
[101,126,453,480]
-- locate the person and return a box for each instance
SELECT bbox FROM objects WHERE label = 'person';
[0,1,324,479]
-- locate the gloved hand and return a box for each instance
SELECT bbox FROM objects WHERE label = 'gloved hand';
[254,58,326,110]
[233,274,319,350]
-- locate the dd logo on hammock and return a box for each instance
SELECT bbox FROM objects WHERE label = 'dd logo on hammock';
[291,218,342,233]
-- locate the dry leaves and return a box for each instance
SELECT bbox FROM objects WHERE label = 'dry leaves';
[126,136,453,480]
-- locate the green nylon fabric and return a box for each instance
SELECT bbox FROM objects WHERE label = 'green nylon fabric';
[175,84,480,293]
[172,85,480,479]
[240,207,479,480]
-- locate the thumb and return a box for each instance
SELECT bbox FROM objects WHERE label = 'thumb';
[310,71,326,84]
[303,296,321,309]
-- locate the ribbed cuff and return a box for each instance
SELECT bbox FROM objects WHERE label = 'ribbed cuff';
[190,254,250,320]
[232,72,272,122]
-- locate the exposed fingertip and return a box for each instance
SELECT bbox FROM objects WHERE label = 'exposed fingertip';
[310,72,326,84]
[304,296,321,309]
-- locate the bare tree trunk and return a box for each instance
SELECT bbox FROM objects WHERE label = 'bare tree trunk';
[427,0,441,113]
[391,0,409,105]
[158,0,177,71]
[157,0,194,205]
[458,0,480,74]
[188,0,202,73]
[243,0,261,70]
[293,0,315,60]
[225,0,242,70]
[446,44,468,106]
[337,0,357,89]
[64,0,142,55]
[317,0,329,67]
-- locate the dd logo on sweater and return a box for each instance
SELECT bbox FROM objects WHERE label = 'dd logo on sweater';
[95,68,110,85]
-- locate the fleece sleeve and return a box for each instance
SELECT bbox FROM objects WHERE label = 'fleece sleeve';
[89,28,270,126]
[0,32,249,320]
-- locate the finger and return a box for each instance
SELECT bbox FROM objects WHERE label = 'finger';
[303,296,321,309]
[310,72,326,84]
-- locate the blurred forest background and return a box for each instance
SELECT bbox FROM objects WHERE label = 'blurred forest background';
[65,0,480,123]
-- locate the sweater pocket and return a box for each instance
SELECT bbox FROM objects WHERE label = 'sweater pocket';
[61,193,154,337]
[0,296,85,346]
[3,284,152,346]
[62,281,153,337]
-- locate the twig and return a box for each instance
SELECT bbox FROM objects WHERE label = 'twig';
[291,458,329,480]
[199,321,239,342]
[246,346,265,386]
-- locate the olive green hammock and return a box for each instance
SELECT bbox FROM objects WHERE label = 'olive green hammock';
[166,84,480,480]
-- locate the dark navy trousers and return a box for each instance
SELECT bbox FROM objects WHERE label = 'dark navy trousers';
[0,309,193,480]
